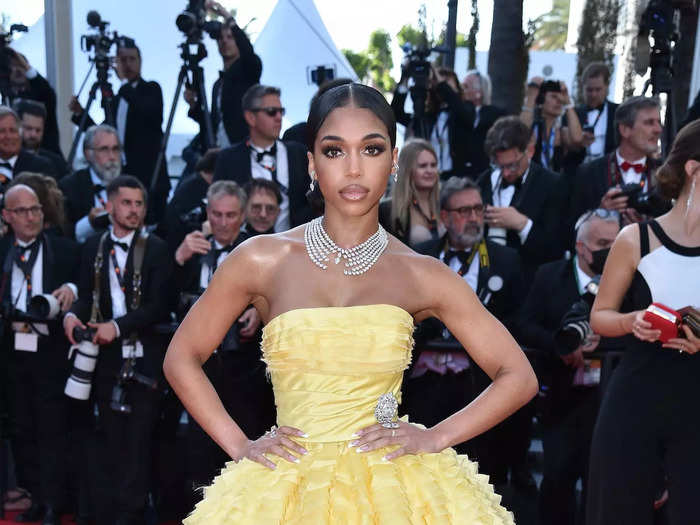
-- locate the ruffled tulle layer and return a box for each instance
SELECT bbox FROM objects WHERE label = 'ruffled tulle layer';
[184,441,514,524]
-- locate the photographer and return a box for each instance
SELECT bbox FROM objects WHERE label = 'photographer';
[517,209,621,525]
[0,184,79,524]
[69,44,169,224]
[3,49,62,156]
[243,178,281,236]
[160,148,219,254]
[174,180,275,495]
[586,120,700,525]
[0,106,55,190]
[63,176,171,525]
[59,124,121,242]
[391,65,475,178]
[520,77,583,174]
[14,99,69,179]
[570,96,668,232]
[184,0,262,148]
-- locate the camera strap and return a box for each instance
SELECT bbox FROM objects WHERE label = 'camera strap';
[13,237,42,311]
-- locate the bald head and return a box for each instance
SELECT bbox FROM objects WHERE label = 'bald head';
[2,183,43,242]
[4,184,39,207]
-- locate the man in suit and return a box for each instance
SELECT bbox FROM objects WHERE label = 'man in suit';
[478,116,567,284]
[569,96,665,233]
[184,1,262,149]
[68,45,169,224]
[565,62,619,170]
[391,66,474,178]
[0,185,79,524]
[0,106,56,192]
[63,176,171,525]
[517,210,621,525]
[461,70,508,179]
[14,99,68,179]
[173,180,275,497]
[243,178,282,236]
[4,49,62,156]
[213,84,312,231]
[59,125,122,242]
[404,177,530,487]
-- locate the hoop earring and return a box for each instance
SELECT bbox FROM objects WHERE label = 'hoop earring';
[309,171,316,192]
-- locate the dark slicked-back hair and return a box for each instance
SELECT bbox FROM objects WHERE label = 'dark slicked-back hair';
[106,175,148,202]
[305,83,396,152]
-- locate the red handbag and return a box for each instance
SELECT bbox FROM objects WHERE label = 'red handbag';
[643,303,681,343]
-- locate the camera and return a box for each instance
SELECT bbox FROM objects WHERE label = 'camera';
[555,278,600,354]
[176,0,223,40]
[179,199,207,231]
[26,294,61,320]
[110,359,158,414]
[615,183,669,217]
[81,11,135,76]
[64,327,100,400]
[0,23,28,98]
[177,291,201,322]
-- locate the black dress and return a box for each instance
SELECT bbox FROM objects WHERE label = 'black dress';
[586,220,700,525]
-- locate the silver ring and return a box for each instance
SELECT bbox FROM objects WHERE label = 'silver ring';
[264,425,277,438]
[381,421,400,429]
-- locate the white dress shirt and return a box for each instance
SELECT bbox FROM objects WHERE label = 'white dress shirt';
[75,168,109,243]
[0,155,17,180]
[199,239,232,289]
[108,229,135,321]
[585,103,608,160]
[430,110,452,173]
[250,139,290,231]
[489,167,533,244]
[116,80,138,147]
[442,247,480,292]
[574,256,593,296]
[615,150,647,187]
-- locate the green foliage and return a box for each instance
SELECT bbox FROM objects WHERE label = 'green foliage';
[397,24,427,48]
[367,29,395,91]
[342,49,370,81]
[531,0,570,51]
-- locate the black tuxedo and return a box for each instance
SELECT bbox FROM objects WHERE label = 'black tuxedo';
[464,104,508,179]
[35,147,68,179]
[189,24,262,147]
[477,162,567,283]
[158,173,210,254]
[68,230,171,523]
[0,232,80,508]
[282,122,306,145]
[7,73,62,155]
[213,140,313,228]
[5,148,57,183]
[391,82,475,177]
[563,100,618,173]
[72,78,170,223]
[59,168,102,237]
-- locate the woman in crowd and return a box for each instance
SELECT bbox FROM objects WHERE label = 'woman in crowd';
[586,120,700,525]
[164,83,537,523]
[520,77,583,173]
[380,138,445,246]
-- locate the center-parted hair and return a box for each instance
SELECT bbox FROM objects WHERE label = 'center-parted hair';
[305,83,397,152]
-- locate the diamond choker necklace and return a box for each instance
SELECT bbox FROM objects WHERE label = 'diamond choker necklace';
[304,216,388,276]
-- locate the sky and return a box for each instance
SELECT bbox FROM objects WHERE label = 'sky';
[3,0,552,60]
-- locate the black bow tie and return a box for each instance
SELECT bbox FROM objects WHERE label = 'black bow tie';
[500,177,523,190]
[445,249,471,265]
[211,244,234,257]
[110,239,129,252]
[17,240,38,253]
[94,184,105,194]
[0,161,12,171]
[588,104,605,112]
[252,143,277,164]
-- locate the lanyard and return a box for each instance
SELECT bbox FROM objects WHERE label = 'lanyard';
[412,199,438,234]
[109,246,127,294]
[540,124,556,168]
[442,238,490,277]
[13,240,40,310]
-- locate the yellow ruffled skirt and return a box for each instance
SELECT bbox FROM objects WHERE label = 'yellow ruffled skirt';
[184,441,514,524]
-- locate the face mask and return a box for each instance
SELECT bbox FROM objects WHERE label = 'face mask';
[589,247,610,275]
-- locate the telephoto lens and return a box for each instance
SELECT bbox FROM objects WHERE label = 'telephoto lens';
[27,293,61,320]
[64,327,99,400]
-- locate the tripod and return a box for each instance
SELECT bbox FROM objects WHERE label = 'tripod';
[150,40,214,195]
[66,54,116,169]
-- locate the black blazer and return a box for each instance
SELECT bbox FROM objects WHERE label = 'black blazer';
[212,140,313,228]
[282,122,306,145]
[12,148,57,180]
[464,104,508,179]
[414,236,525,330]
[564,100,619,170]
[69,231,172,378]
[391,82,475,177]
[36,148,68,180]
[158,174,210,254]
[59,168,98,234]
[0,232,80,341]
[477,162,567,279]
[189,25,262,147]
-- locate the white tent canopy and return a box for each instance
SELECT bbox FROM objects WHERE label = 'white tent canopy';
[254,0,358,129]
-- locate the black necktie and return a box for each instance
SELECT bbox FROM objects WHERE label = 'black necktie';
[445,249,471,265]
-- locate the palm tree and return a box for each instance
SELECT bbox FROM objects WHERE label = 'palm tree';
[532,0,570,51]
[487,0,526,113]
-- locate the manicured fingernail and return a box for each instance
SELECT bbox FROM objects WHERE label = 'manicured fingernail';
[349,440,358,447]
[351,432,360,437]
[302,449,308,455]
[356,445,367,452]
[300,432,309,437]
[382,456,388,462]
[293,457,300,463]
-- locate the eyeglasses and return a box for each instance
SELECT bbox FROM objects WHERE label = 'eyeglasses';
[444,204,485,217]
[90,145,122,155]
[491,152,526,173]
[6,205,43,217]
[574,208,620,231]
[249,203,279,214]
[251,107,286,117]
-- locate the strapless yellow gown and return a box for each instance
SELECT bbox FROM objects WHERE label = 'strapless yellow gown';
[184,304,514,524]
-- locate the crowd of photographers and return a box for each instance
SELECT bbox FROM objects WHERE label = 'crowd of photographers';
[0,1,693,523]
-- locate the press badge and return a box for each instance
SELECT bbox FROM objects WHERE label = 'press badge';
[122,340,144,359]
[15,332,38,352]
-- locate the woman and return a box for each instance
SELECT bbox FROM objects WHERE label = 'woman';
[380,138,445,246]
[585,120,700,525]
[164,83,537,523]
[520,77,583,173]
